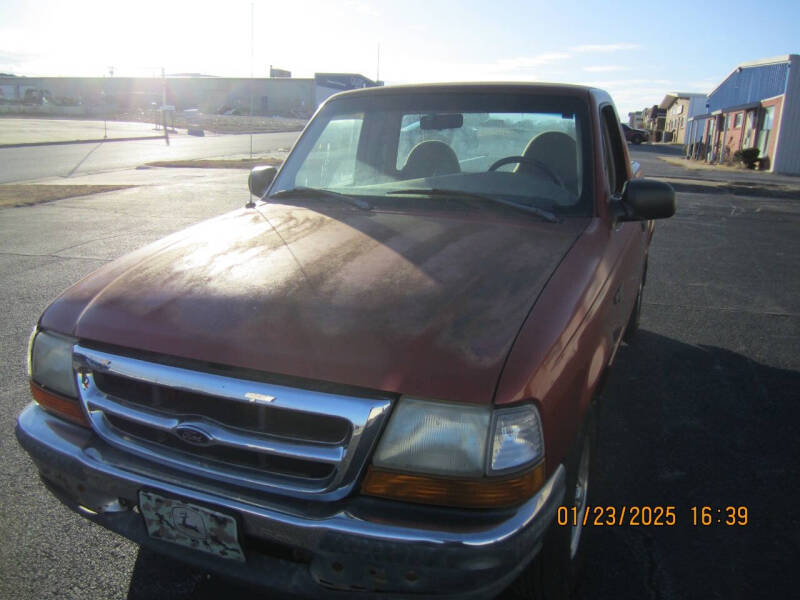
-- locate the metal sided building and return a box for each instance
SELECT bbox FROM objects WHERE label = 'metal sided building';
[686,54,800,174]
[682,95,709,146]
[0,73,379,119]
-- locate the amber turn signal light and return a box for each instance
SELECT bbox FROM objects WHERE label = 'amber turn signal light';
[361,462,546,509]
[30,381,90,427]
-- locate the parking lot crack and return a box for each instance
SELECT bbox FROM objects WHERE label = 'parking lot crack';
[52,229,136,254]
[0,251,109,262]
[642,534,662,600]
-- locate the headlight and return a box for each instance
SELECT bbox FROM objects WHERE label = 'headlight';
[30,330,77,398]
[363,397,545,508]
[28,329,87,427]
[372,398,490,476]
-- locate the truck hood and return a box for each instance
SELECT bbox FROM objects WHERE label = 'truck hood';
[41,202,587,404]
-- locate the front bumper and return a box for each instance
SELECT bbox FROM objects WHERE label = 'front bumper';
[16,403,565,599]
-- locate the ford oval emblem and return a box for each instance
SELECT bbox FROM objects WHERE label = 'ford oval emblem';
[173,425,212,446]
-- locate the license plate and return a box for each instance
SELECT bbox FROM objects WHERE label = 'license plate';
[138,490,245,562]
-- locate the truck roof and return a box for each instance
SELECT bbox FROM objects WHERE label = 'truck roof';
[334,81,606,100]
[331,81,615,109]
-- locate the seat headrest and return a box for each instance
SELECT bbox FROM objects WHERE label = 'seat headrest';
[518,131,578,194]
[401,140,461,179]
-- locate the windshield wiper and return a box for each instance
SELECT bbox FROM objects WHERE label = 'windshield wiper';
[386,188,560,223]
[269,187,372,211]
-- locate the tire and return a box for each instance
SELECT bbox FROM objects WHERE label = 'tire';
[632,134,643,145]
[508,408,596,600]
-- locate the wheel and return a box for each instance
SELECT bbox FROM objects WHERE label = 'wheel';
[508,408,595,600]
[623,259,647,343]
[632,134,643,145]
[488,156,564,187]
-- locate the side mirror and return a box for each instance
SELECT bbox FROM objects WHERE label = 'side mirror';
[248,166,277,198]
[616,178,676,221]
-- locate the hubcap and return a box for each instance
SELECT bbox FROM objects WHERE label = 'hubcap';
[569,437,590,559]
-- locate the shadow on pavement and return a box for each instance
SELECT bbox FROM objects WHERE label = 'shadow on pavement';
[126,330,799,600]
[66,141,104,177]
[577,330,799,600]
[127,547,272,599]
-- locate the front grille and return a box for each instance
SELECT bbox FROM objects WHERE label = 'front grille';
[93,372,351,444]
[73,345,392,499]
[104,414,335,479]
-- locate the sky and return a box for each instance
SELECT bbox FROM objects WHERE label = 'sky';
[1,0,799,116]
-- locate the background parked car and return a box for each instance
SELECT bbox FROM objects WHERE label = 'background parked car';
[621,123,649,144]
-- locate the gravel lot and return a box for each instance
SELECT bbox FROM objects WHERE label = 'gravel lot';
[0,146,797,599]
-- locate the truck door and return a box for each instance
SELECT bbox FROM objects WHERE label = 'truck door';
[599,106,646,352]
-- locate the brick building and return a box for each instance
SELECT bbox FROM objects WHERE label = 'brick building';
[686,55,800,174]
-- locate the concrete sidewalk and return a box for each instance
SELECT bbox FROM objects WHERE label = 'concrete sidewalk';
[658,154,800,186]
[0,117,166,146]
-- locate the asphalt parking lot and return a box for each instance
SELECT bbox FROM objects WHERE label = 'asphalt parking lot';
[1,144,798,599]
[575,168,799,599]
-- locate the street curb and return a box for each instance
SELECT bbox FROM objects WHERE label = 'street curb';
[653,177,800,199]
[222,128,305,135]
[0,135,167,149]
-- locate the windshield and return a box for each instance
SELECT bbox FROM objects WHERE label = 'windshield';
[270,91,593,217]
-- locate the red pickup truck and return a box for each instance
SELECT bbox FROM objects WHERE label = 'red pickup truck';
[17,83,674,599]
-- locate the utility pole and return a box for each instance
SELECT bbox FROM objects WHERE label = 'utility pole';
[103,66,114,139]
[102,74,107,139]
[162,67,169,146]
[249,1,254,159]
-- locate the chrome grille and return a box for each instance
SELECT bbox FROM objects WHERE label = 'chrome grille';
[73,345,392,500]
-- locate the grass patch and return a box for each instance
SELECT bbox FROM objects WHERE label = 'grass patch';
[0,184,135,208]
[145,157,284,169]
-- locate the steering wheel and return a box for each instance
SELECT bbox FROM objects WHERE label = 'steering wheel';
[488,156,564,188]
